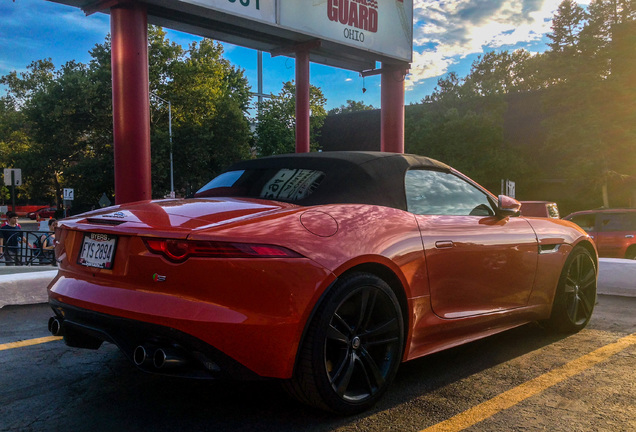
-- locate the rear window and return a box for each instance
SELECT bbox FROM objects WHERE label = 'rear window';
[195,168,326,203]
[546,203,560,218]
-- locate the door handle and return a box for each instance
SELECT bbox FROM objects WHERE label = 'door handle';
[435,240,454,249]
[626,235,634,239]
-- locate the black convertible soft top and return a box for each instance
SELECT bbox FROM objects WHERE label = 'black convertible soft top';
[197,151,451,211]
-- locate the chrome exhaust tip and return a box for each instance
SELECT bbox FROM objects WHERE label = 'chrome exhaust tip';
[153,348,187,369]
[133,345,153,366]
[48,317,63,336]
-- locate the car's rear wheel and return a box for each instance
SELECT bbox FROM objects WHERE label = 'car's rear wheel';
[285,273,404,414]
[542,246,597,333]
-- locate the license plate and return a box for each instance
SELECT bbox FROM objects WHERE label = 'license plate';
[78,233,118,269]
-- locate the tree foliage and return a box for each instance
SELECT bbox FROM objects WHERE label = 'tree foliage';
[408,0,636,210]
[255,81,326,156]
[0,26,253,211]
[328,100,375,115]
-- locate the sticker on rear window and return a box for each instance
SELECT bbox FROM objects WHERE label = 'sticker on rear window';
[260,169,324,201]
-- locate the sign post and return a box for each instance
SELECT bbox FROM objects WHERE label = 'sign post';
[64,188,74,218]
[3,168,22,212]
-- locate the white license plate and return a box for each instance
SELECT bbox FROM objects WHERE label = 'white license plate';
[78,233,118,269]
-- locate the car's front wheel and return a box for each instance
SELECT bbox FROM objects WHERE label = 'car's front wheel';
[542,246,597,333]
[285,273,405,414]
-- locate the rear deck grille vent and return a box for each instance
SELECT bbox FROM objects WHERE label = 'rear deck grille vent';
[85,218,125,226]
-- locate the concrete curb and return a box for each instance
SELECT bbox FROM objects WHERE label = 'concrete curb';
[597,258,636,297]
[0,270,56,308]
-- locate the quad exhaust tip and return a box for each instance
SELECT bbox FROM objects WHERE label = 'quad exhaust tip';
[48,317,63,336]
[133,345,187,370]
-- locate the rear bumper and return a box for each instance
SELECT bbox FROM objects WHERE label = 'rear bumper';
[48,262,335,379]
[49,299,261,380]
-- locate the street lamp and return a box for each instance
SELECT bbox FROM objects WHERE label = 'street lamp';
[150,92,174,198]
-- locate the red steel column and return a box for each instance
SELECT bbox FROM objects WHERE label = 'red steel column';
[295,49,310,153]
[380,63,406,153]
[111,3,152,204]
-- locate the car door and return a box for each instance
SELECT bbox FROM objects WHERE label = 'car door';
[405,169,538,319]
[594,212,636,258]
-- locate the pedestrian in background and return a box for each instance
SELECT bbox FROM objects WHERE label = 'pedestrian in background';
[40,218,58,265]
[1,211,27,266]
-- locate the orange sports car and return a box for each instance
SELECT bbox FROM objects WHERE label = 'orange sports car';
[48,151,598,414]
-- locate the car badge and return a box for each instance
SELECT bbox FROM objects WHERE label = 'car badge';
[152,273,167,282]
[111,212,126,218]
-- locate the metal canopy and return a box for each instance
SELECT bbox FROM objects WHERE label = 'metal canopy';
[48,0,414,72]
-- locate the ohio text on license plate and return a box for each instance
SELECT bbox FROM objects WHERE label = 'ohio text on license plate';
[78,233,118,269]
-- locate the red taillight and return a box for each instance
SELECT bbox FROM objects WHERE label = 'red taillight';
[143,238,302,262]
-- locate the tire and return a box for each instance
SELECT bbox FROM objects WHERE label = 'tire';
[625,248,636,260]
[285,273,405,414]
[542,246,597,333]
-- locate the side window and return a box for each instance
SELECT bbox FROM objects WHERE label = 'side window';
[599,213,636,232]
[569,214,596,232]
[405,169,495,216]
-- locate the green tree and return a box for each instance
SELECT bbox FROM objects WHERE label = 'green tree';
[328,100,375,115]
[540,0,636,208]
[0,59,98,209]
[255,81,327,156]
[0,26,254,209]
[163,36,253,195]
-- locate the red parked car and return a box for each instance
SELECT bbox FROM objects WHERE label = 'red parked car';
[48,152,597,414]
[27,206,57,221]
[520,200,560,218]
[564,208,636,259]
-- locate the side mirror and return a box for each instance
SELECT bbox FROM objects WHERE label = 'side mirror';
[498,195,521,217]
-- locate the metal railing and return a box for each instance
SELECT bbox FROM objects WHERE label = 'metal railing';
[0,230,57,266]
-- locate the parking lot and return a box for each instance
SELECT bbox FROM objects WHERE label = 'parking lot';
[1,289,634,431]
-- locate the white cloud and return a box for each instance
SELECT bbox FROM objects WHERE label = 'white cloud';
[407,0,590,88]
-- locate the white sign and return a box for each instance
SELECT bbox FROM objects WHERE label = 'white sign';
[279,0,413,63]
[3,168,22,186]
[506,180,516,199]
[177,0,412,63]
[179,0,276,23]
[64,188,75,201]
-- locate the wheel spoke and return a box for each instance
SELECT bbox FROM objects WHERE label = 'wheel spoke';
[575,255,583,279]
[358,346,385,390]
[364,318,400,346]
[331,353,356,397]
[580,267,596,289]
[567,294,579,322]
[356,289,378,332]
[326,322,350,345]
[578,292,594,319]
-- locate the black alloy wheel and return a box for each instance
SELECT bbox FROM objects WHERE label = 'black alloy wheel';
[286,273,404,414]
[543,246,597,333]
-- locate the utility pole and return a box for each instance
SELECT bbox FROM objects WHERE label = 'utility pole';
[150,93,174,198]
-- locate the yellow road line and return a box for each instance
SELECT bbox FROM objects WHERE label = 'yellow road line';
[0,336,63,351]
[421,332,636,432]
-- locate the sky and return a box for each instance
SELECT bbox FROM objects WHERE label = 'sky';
[0,0,591,112]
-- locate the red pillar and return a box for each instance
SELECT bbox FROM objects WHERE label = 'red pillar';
[295,49,310,153]
[111,3,152,204]
[380,63,406,153]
